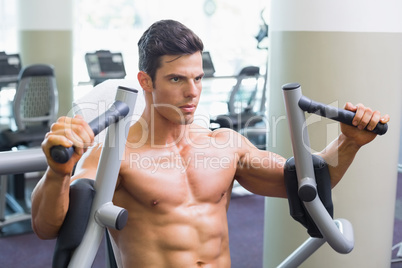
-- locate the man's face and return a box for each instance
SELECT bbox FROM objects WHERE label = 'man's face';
[151,52,204,125]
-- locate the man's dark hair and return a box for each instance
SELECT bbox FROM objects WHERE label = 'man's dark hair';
[138,20,204,82]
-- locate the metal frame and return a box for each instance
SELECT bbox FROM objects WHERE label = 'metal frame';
[0,82,361,267]
[67,86,137,267]
[42,84,137,268]
[278,83,354,267]
[0,148,47,231]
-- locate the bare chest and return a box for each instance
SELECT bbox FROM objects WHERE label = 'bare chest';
[116,147,238,209]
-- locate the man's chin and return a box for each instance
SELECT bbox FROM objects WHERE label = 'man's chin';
[184,119,194,125]
[181,115,194,125]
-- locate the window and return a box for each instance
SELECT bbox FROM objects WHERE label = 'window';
[0,0,18,54]
[73,0,270,83]
[1,0,270,91]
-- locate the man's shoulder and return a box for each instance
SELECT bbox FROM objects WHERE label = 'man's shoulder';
[205,128,250,153]
[209,127,242,140]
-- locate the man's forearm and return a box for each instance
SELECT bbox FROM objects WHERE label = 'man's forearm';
[317,133,361,188]
[31,168,71,239]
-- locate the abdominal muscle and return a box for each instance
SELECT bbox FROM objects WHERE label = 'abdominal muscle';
[109,190,232,268]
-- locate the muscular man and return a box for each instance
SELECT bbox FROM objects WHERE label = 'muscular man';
[31,20,389,267]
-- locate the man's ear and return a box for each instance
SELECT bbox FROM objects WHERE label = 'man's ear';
[138,71,153,93]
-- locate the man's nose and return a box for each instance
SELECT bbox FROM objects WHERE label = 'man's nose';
[185,81,199,98]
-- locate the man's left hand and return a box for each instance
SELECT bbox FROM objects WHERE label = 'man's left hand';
[341,102,390,147]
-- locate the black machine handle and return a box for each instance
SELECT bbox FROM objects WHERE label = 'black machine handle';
[50,101,130,164]
[298,95,388,135]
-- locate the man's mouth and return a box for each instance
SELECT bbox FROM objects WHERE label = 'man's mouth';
[179,104,196,113]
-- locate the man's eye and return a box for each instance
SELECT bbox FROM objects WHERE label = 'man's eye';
[171,77,180,82]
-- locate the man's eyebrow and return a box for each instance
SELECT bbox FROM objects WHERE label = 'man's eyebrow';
[165,73,185,78]
[165,73,205,78]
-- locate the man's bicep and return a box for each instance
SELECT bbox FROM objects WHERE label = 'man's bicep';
[235,145,287,197]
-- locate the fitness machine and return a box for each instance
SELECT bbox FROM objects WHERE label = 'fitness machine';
[0,148,47,232]
[279,83,387,267]
[85,50,126,86]
[48,81,387,267]
[50,85,138,268]
[0,52,21,89]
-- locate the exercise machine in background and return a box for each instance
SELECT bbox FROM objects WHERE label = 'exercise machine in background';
[0,149,47,234]
[0,63,58,236]
[85,50,126,86]
[0,52,21,90]
[209,8,269,150]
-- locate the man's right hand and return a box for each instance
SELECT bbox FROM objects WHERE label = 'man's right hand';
[42,115,95,176]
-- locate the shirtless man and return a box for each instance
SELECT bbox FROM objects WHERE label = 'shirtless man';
[31,20,389,267]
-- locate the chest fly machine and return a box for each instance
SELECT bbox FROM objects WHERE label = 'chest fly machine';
[48,82,387,267]
[278,83,387,267]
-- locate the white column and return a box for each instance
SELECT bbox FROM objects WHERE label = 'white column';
[263,1,402,267]
[17,0,73,116]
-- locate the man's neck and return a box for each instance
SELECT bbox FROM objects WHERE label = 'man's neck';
[140,112,190,149]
